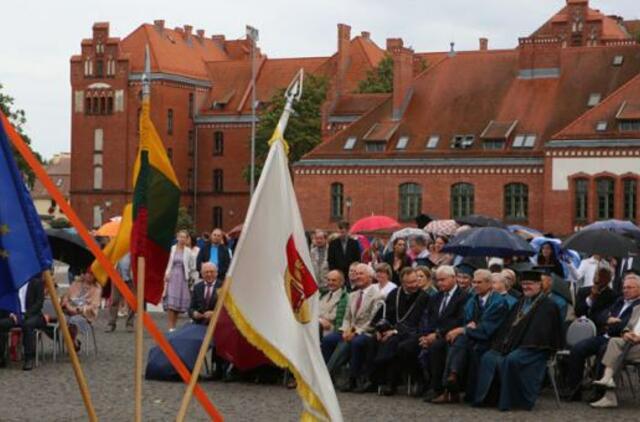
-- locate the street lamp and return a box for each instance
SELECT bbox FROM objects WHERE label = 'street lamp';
[345,196,352,223]
[246,25,259,197]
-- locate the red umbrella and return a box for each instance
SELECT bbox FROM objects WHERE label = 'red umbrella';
[227,224,243,239]
[214,308,271,370]
[349,215,401,234]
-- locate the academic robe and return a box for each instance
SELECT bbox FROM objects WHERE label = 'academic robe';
[473,293,562,411]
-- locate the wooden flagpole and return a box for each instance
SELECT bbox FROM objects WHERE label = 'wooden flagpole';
[134,257,145,422]
[43,270,98,422]
[175,277,232,422]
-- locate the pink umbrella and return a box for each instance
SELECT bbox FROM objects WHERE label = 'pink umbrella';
[424,219,460,237]
[350,215,401,234]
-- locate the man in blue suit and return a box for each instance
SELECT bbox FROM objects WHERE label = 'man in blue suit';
[562,274,640,401]
[431,269,508,404]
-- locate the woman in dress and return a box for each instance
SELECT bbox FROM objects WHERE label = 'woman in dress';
[163,230,196,331]
[61,271,102,351]
[383,238,413,285]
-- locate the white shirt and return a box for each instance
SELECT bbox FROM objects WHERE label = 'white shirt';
[18,283,28,314]
[633,313,640,335]
[440,285,458,313]
[378,282,397,298]
[575,257,600,288]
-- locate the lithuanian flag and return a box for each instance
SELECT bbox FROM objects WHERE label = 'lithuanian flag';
[130,50,180,304]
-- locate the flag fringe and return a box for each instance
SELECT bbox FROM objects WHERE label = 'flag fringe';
[224,290,330,421]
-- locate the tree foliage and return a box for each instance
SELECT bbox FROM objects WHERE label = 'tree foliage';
[356,55,394,94]
[244,73,328,182]
[0,83,43,187]
[175,206,194,233]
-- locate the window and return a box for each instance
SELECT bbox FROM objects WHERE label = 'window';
[504,183,528,220]
[588,93,601,107]
[167,109,174,135]
[396,136,409,150]
[93,205,103,228]
[188,93,194,118]
[167,147,173,162]
[623,179,637,221]
[596,178,615,220]
[426,135,439,149]
[85,97,92,114]
[93,153,103,165]
[451,183,474,219]
[213,131,224,156]
[451,135,475,149]
[92,97,99,114]
[343,136,357,150]
[619,120,640,132]
[212,206,223,229]
[93,166,103,190]
[213,169,223,193]
[513,134,536,148]
[398,183,422,221]
[596,121,608,132]
[575,179,588,222]
[94,128,103,151]
[136,107,141,133]
[613,55,624,66]
[365,142,385,152]
[482,140,505,150]
[106,97,113,114]
[330,183,344,220]
[188,130,194,157]
[95,60,104,78]
[187,168,194,191]
[100,97,106,115]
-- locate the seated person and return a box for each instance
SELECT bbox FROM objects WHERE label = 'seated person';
[188,263,219,325]
[455,263,475,294]
[562,273,640,400]
[474,269,562,411]
[372,267,429,396]
[373,263,397,298]
[575,265,617,328]
[320,263,383,391]
[415,266,437,296]
[539,268,568,321]
[61,271,102,352]
[0,276,46,371]
[590,302,640,408]
[433,270,508,404]
[318,270,349,338]
[491,272,518,309]
[417,265,469,401]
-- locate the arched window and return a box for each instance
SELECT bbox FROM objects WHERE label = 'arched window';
[596,178,615,220]
[399,183,422,221]
[93,166,103,190]
[167,109,173,135]
[451,183,474,219]
[330,183,344,220]
[574,179,588,222]
[213,169,223,193]
[213,131,224,156]
[623,179,637,222]
[504,183,528,220]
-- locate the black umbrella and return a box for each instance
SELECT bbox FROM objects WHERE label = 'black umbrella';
[442,227,535,257]
[46,228,95,270]
[561,229,639,257]
[455,214,506,228]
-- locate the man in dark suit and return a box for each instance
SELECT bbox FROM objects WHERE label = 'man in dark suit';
[563,274,640,400]
[417,265,469,401]
[189,263,219,325]
[575,265,618,333]
[196,228,231,282]
[327,221,361,290]
[0,276,46,370]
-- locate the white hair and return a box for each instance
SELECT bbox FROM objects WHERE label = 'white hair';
[357,263,375,279]
[201,262,218,272]
[624,273,640,288]
[435,265,456,279]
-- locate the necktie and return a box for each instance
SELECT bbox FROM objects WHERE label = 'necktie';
[205,285,212,305]
[355,290,364,313]
[439,292,449,316]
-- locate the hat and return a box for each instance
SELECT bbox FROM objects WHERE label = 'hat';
[520,269,543,282]
[488,257,504,270]
[532,265,555,276]
[455,263,476,277]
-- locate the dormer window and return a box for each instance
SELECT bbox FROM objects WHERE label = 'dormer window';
[426,135,439,149]
[513,134,536,148]
[482,140,505,150]
[395,136,409,150]
[451,135,474,149]
[343,136,357,150]
[365,142,386,153]
[620,121,640,132]
[588,93,601,107]
[596,121,607,132]
[613,55,624,66]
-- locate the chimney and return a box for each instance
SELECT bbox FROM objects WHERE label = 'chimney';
[448,42,456,57]
[153,20,165,32]
[196,29,205,42]
[182,25,193,40]
[389,38,414,120]
[517,36,562,77]
[336,23,351,97]
[360,31,370,40]
[479,37,488,51]
[211,34,225,47]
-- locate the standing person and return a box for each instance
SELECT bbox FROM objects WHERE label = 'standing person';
[575,255,603,289]
[163,230,196,332]
[384,238,413,285]
[196,228,231,282]
[310,229,330,293]
[410,237,431,267]
[428,236,453,267]
[327,221,361,283]
[186,232,200,286]
[361,238,385,267]
[105,253,134,332]
[535,242,564,278]
[0,276,46,371]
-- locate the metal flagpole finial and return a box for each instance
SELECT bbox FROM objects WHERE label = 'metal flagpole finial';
[275,69,304,136]
[142,44,151,99]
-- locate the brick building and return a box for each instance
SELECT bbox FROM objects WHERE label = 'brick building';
[31,152,71,221]
[70,0,640,235]
[294,0,640,235]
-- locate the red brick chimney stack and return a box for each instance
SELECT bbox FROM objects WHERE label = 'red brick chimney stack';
[183,25,193,40]
[196,29,205,41]
[153,20,165,32]
[336,23,351,97]
[387,38,414,120]
[479,37,488,51]
[361,31,370,40]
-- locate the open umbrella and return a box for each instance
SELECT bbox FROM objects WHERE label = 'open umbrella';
[442,227,535,257]
[561,229,639,257]
[583,219,640,235]
[95,217,121,237]
[509,224,543,240]
[455,214,506,228]
[349,215,400,234]
[390,227,429,244]
[46,228,95,270]
[145,324,210,381]
[424,219,459,237]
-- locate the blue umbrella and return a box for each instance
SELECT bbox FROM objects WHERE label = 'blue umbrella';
[508,224,543,240]
[443,227,535,257]
[583,219,640,235]
[145,323,210,381]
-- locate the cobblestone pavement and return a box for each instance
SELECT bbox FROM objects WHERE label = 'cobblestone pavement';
[1,313,639,421]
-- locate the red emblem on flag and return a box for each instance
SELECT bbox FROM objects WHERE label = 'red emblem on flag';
[284,235,318,324]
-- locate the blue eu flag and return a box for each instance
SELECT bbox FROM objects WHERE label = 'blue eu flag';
[0,114,52,313]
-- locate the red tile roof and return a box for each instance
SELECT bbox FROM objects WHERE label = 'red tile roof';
[31,153,71,199]
[532,3,629,41]
[332,93,389,115]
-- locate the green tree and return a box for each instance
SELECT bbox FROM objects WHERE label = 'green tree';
[244,74,328,182]
[0,83,43,187]
[175,206,194,233]
[356,54,394,94]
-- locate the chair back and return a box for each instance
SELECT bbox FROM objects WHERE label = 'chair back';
[565,317,596,348]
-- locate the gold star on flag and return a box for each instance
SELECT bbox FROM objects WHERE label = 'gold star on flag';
[0,224,9,235]
[0,249,9,259]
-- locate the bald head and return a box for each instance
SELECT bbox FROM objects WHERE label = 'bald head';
[201,262,218,283]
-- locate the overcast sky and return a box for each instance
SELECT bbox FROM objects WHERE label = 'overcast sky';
[1,0,638,159]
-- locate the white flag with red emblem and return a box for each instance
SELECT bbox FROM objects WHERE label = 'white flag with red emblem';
[223,130,343,421]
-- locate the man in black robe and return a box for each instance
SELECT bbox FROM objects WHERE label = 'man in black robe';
[371,267,429,395]
[473,269,562,411]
